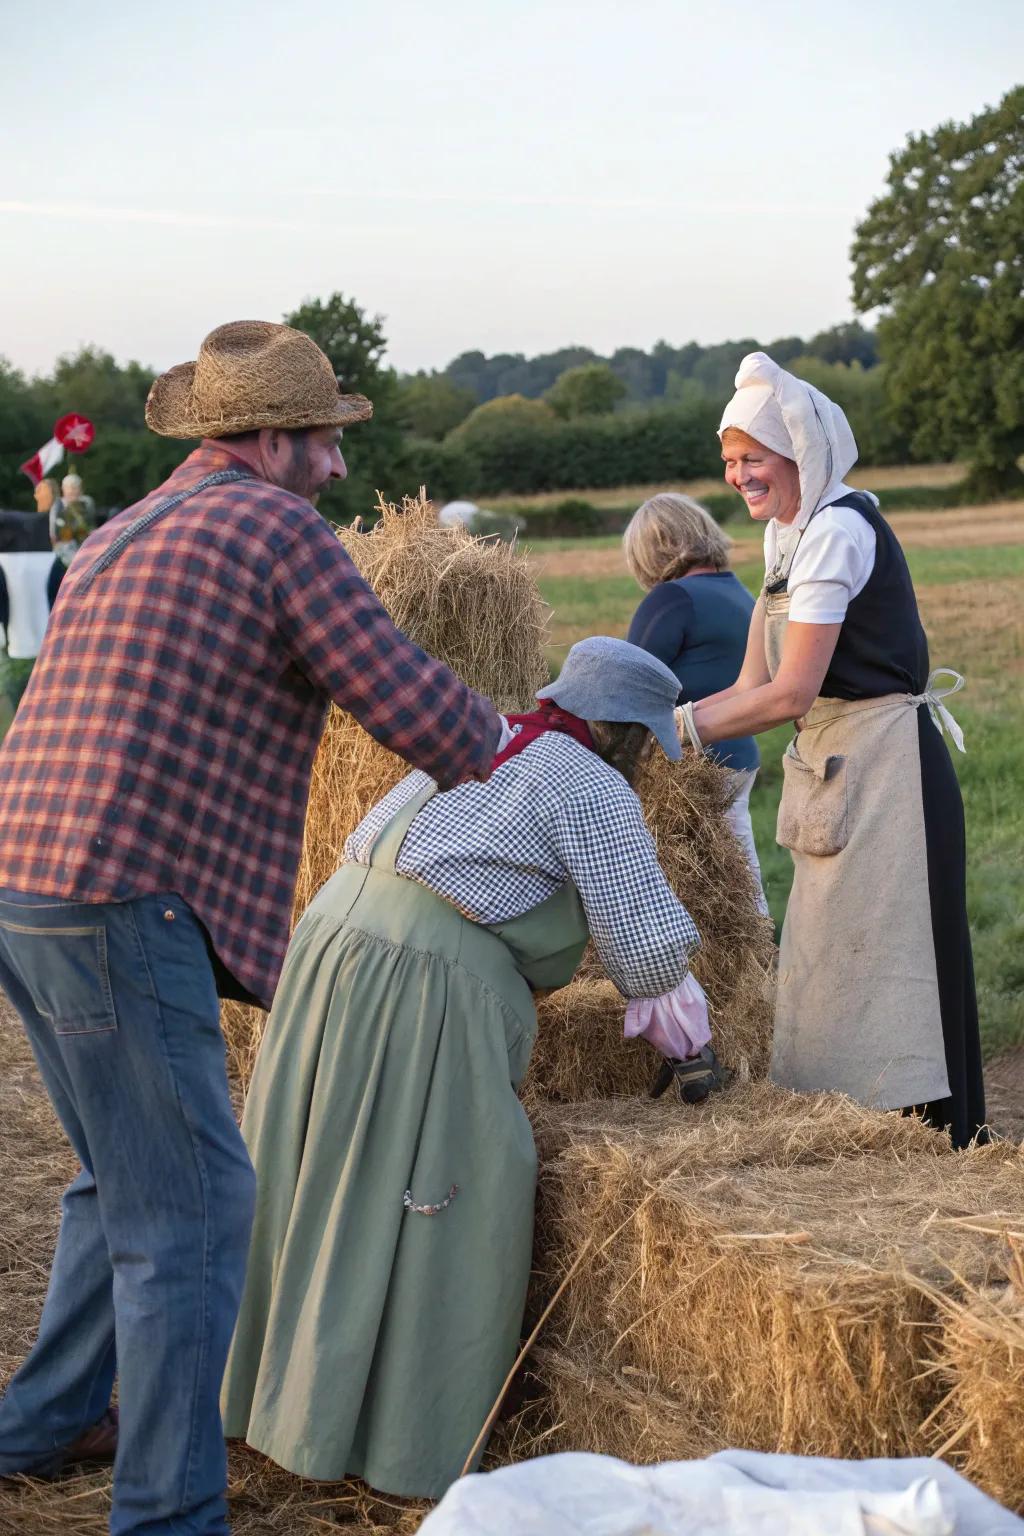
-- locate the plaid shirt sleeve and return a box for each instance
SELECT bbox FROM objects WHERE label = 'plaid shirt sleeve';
[271,513,501,788]
[551,778,701,998]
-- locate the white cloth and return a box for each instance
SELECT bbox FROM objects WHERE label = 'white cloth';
[718,351,859,529]
[345,733,700,998]
[909,669,967,754]
[674,702,703,753]
[495,715,515,754]
[0,551,54,658]
[624,971,711,1059]
[763,503,877,624]
[419,1449,1023,1535]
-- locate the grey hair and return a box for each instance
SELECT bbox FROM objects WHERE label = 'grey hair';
[622,492,731,590]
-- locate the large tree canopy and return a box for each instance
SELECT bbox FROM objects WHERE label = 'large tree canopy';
[852,85,1024,493]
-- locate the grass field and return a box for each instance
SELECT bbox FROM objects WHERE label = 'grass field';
[489,461,965,513]
[525,498,1024,1058]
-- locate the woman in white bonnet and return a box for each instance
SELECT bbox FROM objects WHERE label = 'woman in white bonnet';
[679,352,985,1149]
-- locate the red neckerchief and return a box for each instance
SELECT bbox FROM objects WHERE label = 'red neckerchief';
[492,699,597,768]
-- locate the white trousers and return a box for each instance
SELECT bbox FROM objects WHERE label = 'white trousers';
[724,767,770,917]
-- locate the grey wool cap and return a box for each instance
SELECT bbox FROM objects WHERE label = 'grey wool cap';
[536,636,683,761]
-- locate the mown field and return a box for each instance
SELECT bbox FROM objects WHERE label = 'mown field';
[524,497,1024,1058]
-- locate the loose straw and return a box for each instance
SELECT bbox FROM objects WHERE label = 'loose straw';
[459,1179,669,1478]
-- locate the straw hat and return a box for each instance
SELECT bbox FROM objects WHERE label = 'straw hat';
[145,320,374,438]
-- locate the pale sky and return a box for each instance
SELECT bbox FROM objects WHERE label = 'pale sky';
[2,0,1021,378]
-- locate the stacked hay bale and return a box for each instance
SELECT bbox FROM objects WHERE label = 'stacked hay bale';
[522,750,775,1108]
[923,1243,1024,1509]
[222,490,551,1084]
[222,491,774,1091]
[511,1090,1024,1480]
[218,494,1024,1513]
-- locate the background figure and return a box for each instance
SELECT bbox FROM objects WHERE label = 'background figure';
[49,473,97,568]
[0,508,60,737]
[624,493,769,915]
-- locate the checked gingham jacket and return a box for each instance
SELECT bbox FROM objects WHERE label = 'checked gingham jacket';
[0,444,501,1006]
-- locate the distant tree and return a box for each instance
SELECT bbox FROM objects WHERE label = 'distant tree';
[804,322,878,369]
[443,350,495,400]
[689,341,761,399]
[449,395,558,494]
[285,293,390,394]
[788,357,910,465]
[285,293,404,514]
[394,373,476,440]
[609,346,667,401]
[36,347,155,431]
[450,394,557,441]
[763,336,807,367]
[502,347,600,399]
[0,358,50,508]
[852,85,1024,494]
[545,363,627,420]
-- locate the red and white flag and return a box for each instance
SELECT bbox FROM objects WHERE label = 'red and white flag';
[19,436,65,486]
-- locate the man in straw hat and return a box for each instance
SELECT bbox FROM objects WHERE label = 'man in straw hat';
[0,320,504,1534]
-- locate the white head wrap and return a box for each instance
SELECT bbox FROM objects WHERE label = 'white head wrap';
[718,352,860,527]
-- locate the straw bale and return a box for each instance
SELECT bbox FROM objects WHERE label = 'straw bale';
[526,1085,1024,1462]
[221,490,550,1084]
[504,1346,712,1464]
[535,749,776,1103]
[925,1244,1024,1510]
[624,749,776,1023]
[222,493,776,1092]
[522,950,774,1111]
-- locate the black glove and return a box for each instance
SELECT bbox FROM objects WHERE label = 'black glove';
[649,1045,726,1105]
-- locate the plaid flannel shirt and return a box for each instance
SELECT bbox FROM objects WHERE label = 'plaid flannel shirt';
[346,733,700,997]
[0,444,500,1006]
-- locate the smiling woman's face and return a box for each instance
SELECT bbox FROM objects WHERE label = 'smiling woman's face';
[721,430,801,525]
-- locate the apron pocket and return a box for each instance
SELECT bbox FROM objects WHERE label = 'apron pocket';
[777,745,849,857]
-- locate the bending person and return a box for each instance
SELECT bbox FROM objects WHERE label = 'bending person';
[222,638,715,1499]
[624,492,769,915]
[683,351,984,1148]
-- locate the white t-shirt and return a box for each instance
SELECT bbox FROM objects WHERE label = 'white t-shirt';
[764,503,877,624]
[0,552,54,658]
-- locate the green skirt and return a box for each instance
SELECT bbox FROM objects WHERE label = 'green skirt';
[221,861,540,1498]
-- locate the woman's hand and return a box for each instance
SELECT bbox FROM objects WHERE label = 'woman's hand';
[693,619,842,745]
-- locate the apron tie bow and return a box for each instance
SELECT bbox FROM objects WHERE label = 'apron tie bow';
[909,669,966,754]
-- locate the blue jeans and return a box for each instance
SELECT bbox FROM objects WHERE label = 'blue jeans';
[0,890,256,1535]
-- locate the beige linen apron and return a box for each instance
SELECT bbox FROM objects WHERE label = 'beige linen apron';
[764,589,951,1108]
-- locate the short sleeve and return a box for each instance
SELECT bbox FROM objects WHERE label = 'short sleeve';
[788,507,877,624]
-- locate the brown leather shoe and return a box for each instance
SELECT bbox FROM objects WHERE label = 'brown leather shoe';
[1,1408,119,1482]
[62,1406,119,1470]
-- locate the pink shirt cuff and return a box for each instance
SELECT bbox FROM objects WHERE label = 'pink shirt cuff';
[624,972,711,1059]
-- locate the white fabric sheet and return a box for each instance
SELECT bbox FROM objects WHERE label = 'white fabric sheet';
[419,1450,1024,1536]
[0,552,54,658]
[718,351,859,529]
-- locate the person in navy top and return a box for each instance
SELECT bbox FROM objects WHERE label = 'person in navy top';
[624,493,768,914]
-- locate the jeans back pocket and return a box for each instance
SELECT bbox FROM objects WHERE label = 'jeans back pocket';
[0,919,118,1034]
